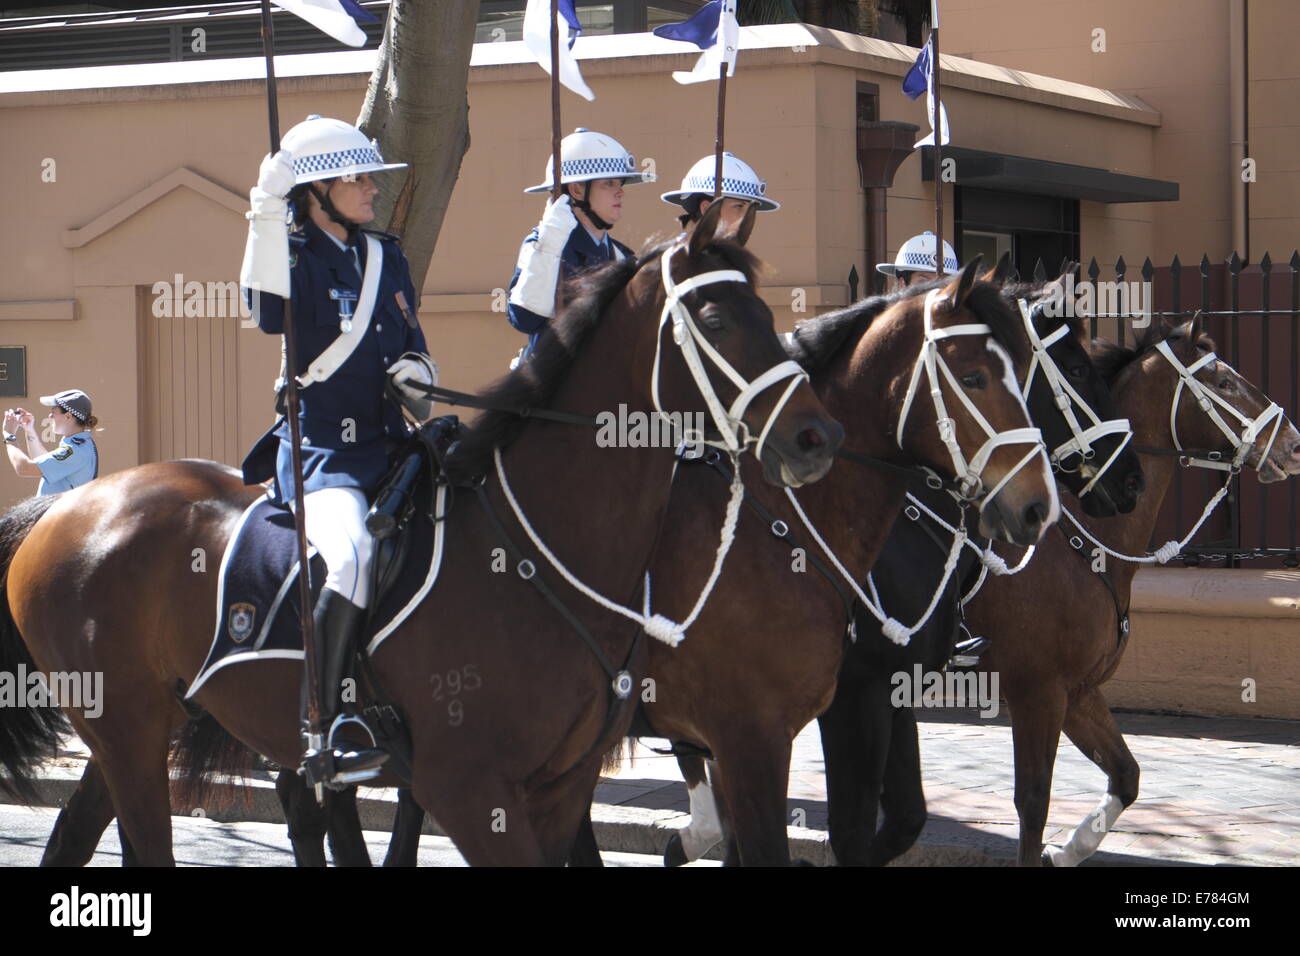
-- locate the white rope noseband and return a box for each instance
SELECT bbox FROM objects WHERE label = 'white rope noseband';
[1018,299,1133,497]
[651,243,809,461]
[897,289,1048,511]
[1061,338,1286,565]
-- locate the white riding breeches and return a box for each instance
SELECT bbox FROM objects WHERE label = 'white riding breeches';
[292,486,374,609]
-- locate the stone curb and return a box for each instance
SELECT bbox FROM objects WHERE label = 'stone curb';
[5,767,1270,867]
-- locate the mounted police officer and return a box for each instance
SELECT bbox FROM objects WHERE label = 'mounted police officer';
[877,231,960,290]
[506,128,650,364]
[661,151,779,235]
[239,114,437,785]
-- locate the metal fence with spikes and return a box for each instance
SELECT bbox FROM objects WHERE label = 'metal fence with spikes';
[1018,250,1300,567]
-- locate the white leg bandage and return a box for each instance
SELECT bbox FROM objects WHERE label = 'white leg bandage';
[296,487,374,609]
[1045,793,1125,867]
[678,780,725,862]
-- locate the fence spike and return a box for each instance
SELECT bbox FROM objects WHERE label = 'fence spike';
[847,264,859,302]
[1087,257,1100,281]
[1290,250,1300,272]
[1228,250,1242,274]
[1115,255,1127,279]
[1032,259,1046,281]
[1170,254,1181,277]
[1141,257,1154,281]
[1259,251,1272,274]
[1200,253,1211,276]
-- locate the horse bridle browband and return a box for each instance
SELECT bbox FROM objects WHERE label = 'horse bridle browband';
[897,289,1048,511]
[652,243,810,461]
[1018,298,1133,496]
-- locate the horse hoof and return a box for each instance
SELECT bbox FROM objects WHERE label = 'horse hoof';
[663,833,688,868]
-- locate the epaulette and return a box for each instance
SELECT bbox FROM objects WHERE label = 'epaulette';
[361,228,403,244]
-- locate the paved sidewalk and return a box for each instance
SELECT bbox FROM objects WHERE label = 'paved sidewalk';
[594,709,1300,866]
[13,709,1298,866]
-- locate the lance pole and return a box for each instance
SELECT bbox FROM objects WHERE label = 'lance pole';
[259,0,323,789]
[931,2,944,274]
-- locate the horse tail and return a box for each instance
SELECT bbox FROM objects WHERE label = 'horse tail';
[169,713,260,813]
[0,494,72,802]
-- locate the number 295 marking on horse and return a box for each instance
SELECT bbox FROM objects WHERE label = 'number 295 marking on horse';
[430,665,482,726]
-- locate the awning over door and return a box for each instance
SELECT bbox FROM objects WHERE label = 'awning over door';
[921,146,1179,203]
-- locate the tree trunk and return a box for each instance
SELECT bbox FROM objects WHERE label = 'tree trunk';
[357,0,481,295]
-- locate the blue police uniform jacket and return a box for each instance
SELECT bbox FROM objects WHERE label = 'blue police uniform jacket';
[506,225,634,355]
[241,220,429,505]
[34,432,98,495]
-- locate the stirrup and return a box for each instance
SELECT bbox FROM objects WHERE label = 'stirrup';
[948,636,989,669]
[302,715,389,790]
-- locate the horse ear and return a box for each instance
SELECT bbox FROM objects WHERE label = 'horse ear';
[1187,309,1207,350]
[689,200,724,257]
[982,251,1013,287]
[942,255,984,309]
[730,203,758,246]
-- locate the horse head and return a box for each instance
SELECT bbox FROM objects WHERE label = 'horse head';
[623,200,843,486]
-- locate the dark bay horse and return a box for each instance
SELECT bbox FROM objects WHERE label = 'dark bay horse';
[2,206,843,866]
[959,314,1300,866]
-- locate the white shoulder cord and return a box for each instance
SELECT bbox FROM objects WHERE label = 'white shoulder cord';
[493,445,744,647]
[782,487,966,646]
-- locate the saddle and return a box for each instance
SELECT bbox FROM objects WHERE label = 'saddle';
[186,417,462,780]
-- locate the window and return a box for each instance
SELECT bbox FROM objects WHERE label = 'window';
[955,187,1080,279]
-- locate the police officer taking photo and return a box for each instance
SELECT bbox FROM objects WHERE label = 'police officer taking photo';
[240,114,437,786]
[3,389,99,495]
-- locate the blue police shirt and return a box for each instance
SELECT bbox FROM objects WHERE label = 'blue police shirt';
[240,220,429,504]
[35,432,98,494]
[506,225,633,356]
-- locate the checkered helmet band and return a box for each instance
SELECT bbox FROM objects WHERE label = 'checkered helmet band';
[902,249,960,272]
[293,145,386,178]
[561,155,637,178]
[682,174,766,198]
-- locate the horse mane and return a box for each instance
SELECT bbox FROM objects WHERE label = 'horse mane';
[786,277,1031,371]
[1091,322,1216,385]
[1001,278,1089,342]
[446,237,762,480]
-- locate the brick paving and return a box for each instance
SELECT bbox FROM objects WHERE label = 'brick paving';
[593,709,1300,865]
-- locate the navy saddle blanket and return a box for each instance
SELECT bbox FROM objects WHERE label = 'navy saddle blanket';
[187,485,446,699]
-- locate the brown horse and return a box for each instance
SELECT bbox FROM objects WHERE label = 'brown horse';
[329,258,1064,866]
[1,206,843,866]
[961,313,1300,866]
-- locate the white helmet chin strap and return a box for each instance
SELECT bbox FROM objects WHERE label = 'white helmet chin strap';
[897,289,1047,511]
[1156,339,1284,472]
[1017,298,1133,497]
[650,243,810,460]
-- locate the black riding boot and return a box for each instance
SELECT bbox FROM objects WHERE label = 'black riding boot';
[304,588,387,787]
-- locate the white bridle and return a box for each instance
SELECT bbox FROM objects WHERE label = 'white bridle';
[1018,298,1133,497]
[1156,339,1284,473]
[896,289,1048,510]
[651,244,810,460]
[1060,336,1287,566]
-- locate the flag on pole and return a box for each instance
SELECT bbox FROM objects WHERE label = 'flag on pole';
[653,0,739,85]
[522,0,594,101]
[275,0,378,47]
[902,35,949,147]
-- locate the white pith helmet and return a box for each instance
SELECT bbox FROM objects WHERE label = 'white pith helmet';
[660,152,779,211]
[280,114,407,185]
[877,231,960,277]
[524,128,651,193]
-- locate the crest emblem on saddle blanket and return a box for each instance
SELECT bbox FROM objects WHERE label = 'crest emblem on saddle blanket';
[228,603,257,644]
